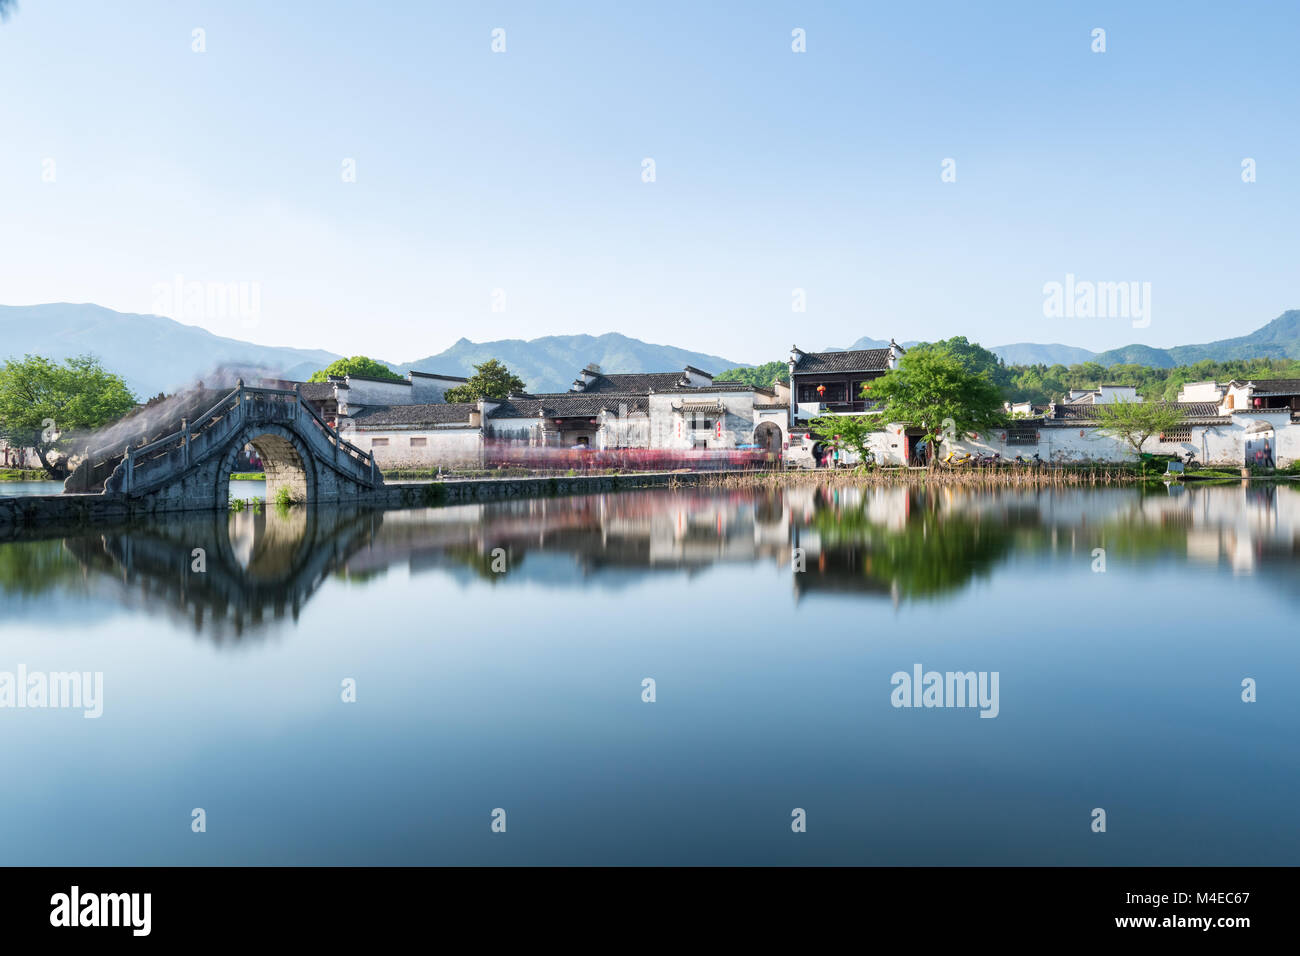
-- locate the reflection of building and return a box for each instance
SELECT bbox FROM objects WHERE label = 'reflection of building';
[26,481,1300,641]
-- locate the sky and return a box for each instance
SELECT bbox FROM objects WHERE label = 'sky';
[1,0,1297,365]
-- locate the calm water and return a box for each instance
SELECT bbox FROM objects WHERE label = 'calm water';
[1,482,1297,865]
[0,479,263,500]
[0,480,66,496]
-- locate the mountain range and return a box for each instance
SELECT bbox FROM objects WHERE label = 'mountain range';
[0,304,742,396]
[2,303,1298,399]
[832,310,1300,369]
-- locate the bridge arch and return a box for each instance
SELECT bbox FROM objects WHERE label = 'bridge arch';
[216,422,317,506]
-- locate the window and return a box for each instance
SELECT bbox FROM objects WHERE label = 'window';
[1006,423,1038,446]
[371,438,389,447]
[409,437,427,447]
[1160,426,1193,443]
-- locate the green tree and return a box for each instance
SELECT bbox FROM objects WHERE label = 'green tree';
[443,359,528,402]
[1094,400,1187,460]
[923,336,1012,389]
[716,360,788,388]
[809,412,882,467]
[308,356,403,383]
[867,346,1004,466]
[0,354,137,475]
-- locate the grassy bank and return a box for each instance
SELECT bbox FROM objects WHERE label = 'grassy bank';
[230,472,266,481]
[0,469,50,482]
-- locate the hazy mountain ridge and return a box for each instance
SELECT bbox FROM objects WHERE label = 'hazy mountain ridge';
[397,334,744,393]
[827,311,1300,369]
[0,304,746,397]
[4,303,1298,399]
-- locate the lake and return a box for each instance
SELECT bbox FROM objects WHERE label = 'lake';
[0,481,1296,865]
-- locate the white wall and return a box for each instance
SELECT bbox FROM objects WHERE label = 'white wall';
[1177,381,1225,403]
[648,392,756,449]
[343,377,413,409]
[410,374,462,403]
[356,427,482,468]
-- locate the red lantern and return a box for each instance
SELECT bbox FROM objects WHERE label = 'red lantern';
[816,385,826,397]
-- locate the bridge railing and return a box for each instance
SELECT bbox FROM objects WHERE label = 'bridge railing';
[291,387,375,476]
[101,382,379,495]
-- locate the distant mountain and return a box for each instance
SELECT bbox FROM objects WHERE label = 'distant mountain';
[1090,343,1177,368]
[0,305,747,399]
[819,311,1300,370]
[990,343,1098,366]
[823,336,921,352]
[0,303,341,398]
[1091,311,1300,368]
[397,333,745,394]
[6,302,1299,399]
[1165,310,1300,365]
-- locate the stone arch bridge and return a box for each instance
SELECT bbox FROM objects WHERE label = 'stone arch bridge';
[65,382,383,511]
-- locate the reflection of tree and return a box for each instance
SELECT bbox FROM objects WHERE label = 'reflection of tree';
[809,492,1016,598]
[0,539,84,596]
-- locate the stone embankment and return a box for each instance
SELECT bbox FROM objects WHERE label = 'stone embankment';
[0,470,738,536]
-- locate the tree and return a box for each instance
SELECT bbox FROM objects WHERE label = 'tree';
[866,346,1004,466]
[809,412,882,468]
[716,361,788,389]
[443,359,527,402]
[0,354,137,475]
[0,1,17,22]
[308,356,403,383]
[1094,400,1186,460]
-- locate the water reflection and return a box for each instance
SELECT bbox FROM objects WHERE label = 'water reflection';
[2,482,1298,639]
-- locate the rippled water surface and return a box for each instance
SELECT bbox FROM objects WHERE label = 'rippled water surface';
[1,482,1297,864]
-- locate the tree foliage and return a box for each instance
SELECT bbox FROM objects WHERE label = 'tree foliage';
[715,361,788,388]
[443,359,528,403]
[809,412,882,466]
[308,356,404,383]
[866,346,1004,461]
[1093,400,1187,459]
[0,354,137,474]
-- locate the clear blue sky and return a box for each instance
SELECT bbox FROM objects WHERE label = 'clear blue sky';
[1,0,1297,364]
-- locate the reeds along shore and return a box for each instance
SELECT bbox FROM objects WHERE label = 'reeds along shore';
[698,465,1179,488]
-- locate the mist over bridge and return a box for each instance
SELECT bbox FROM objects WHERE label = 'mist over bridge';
[65,382,384,511]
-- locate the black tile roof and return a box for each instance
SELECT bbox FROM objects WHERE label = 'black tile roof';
[409,370,468,382]
[348,403,478,426]
[297,382,338,402]
[489,393,650,418]
[1243,378,1300,396]
[1047,401,1228,425]
[792,348,892,374]
[577,371,698,393]
[346,374,411,386]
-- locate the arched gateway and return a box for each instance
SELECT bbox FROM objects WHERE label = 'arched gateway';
[66,382,382,512]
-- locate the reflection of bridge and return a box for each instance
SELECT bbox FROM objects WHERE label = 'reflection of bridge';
[64,506,382,637]
[66,382,383,509]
